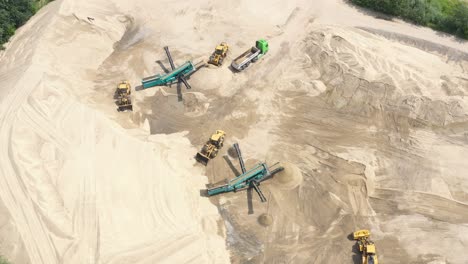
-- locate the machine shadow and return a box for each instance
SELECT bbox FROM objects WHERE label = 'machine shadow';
[156,60,170,73]
[223,155,240,177]
[247,187,254,214]
[351,242,361,264]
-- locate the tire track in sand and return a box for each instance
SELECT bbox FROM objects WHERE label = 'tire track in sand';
[0,66,59,263]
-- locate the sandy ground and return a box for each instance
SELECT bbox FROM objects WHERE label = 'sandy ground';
[0,0,467,263]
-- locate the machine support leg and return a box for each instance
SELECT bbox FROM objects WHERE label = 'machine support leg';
[251,181,267,203]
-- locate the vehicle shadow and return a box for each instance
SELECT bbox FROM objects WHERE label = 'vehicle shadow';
[228,65,240,73]
[351,242,361,264]
[348,233,361,264]
[156,60,170,73]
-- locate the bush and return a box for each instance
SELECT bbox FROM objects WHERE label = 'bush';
[0,0,53,48]
[0,256,11,264]
[349,0,468,39]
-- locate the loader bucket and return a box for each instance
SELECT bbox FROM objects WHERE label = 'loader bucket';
[195,152,210,166]
[118,104,133,112]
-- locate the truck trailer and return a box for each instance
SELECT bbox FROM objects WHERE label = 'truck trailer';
[231,39,269,71]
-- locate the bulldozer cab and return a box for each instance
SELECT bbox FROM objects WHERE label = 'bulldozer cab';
[210,130,225,142]
[215,43,228,55]
[215,47,224,54]
[117,81,131,95]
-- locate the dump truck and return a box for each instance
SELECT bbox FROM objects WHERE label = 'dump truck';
[195,130,226,165]
[208,42,229,66]
[231,39,269,71]
[353,230,379,264]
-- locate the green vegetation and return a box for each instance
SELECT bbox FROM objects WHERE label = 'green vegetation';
[0,0,53,49]
[0,256,11,264]
[349,0,468,39]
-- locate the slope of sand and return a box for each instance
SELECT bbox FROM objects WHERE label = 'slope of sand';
[0,0,467,263]
[0,0,229,263]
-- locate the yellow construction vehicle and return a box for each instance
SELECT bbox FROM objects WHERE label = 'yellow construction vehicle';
[115,81,133,111]
[117,96,133,111]
[116,81,131,97]
[196,130,226,165]
[353,230,379,264]
[208,42,229,66]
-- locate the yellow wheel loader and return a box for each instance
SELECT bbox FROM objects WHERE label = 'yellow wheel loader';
[115,81,133,111]
[353,230,379,264]
[196,130,226,165]
[208,42,229,66]
[116,81,131,97]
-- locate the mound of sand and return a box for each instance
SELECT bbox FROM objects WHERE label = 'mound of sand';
[258,213,273,227]
[271,162,303,190]
[0,1,229,263]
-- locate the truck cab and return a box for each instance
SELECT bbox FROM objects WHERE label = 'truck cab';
[256,39,269,55]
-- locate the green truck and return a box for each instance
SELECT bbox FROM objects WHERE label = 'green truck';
[231,39,269,71]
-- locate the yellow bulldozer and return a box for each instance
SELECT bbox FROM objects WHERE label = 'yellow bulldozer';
[353,230,379,264]
[115,81,133,111]
[196,130,226,165]
[116,81,131,97]
[208,42,229,66]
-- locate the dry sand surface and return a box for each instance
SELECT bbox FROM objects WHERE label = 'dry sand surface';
[0,0,468,263]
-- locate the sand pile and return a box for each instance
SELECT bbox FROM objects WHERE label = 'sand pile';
[0,0,229,263]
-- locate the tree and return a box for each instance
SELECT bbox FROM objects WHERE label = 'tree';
[0,0,54,47]
[349,0,468,40]
[0,256,11,264]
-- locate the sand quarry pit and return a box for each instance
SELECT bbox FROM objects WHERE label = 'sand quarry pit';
[0,0,468,263]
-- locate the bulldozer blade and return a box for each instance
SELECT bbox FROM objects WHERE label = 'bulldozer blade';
[118,105,133,112]
[195,152,210,166]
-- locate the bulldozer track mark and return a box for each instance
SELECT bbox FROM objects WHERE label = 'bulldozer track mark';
[19,105,71,152]
[0,81,60,263]
[370,188,468,224]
